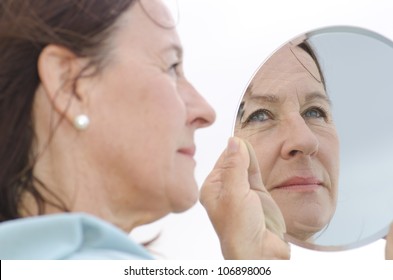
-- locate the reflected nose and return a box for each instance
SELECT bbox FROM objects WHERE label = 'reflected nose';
[184,81,216,129]
[280,115,319,159]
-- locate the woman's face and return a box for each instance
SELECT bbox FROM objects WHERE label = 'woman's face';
[83,1,215,219]
[235,43,339,241]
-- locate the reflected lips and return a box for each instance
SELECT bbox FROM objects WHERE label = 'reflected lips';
[273,177,323,192]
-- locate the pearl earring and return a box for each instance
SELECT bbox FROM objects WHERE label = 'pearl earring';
[73,114,90,131]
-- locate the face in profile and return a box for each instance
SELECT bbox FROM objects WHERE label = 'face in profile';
[235,42,340,241]
[80,0,215,218]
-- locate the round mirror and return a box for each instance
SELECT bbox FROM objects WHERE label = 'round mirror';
[234,26,393,251]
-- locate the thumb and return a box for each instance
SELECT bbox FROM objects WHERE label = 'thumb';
[200,137,290,259]
[200,137,263,239]
[220,137,253,196]
[200,136,253,211]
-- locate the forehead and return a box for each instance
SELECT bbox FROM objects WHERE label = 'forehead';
[138,0,177,28]
[249,43,323,97]
[113,0,181,51]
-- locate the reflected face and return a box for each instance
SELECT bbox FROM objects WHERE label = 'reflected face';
[235,43,339,241]
[86,1,215,219]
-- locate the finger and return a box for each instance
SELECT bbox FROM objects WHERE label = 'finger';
[199,139,234,204]
[215,137,251,195]
[200,137,289,259]
[385,223,393,260]
[200,137,264,237]
[200,137,250,210]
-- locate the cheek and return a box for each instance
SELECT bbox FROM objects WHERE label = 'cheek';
[318,131,340,181]
[249,136,279,182]
[87,74,184,172]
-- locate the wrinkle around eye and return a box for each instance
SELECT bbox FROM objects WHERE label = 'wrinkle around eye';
[165,58,184,80]
[241,109,273,128]
[167,63,179,78]
[302,105,331,123]
[237,122,277,139]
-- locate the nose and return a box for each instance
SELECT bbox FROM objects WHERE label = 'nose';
[280,114,319,159]
[183,80,216,129]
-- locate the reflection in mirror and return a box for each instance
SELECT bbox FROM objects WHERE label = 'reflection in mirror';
[234,26,393,251]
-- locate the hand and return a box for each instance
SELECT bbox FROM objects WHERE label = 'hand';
[200,137,290,259]
[385,223,393,259]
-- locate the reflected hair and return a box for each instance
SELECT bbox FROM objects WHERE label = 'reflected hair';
[236,39,326,124]
[296,41,326,91]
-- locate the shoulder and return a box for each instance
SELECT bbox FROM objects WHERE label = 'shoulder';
[0,213,154,260]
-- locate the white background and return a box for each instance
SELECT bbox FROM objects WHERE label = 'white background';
[131,0,393,260]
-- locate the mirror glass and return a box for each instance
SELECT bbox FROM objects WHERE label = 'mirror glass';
[234,26,393,251]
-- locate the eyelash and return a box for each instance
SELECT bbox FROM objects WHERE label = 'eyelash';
[302,106,328,120]
[168,62,182,78]
[241,108,273,128]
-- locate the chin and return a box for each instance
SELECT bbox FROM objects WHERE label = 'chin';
[169,180,199,213]
[172,199,198,213]
[171,194,198,213]
[286,219,328,241]
[272,191,336,240]
[284,207,334,241]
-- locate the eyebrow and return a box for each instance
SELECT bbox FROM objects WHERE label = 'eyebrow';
[247,92,331,106]
[305,92,332,106]
[161,43,183,58]
[247,94,280,104]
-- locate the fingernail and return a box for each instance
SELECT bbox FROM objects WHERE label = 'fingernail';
[227,137,239,154]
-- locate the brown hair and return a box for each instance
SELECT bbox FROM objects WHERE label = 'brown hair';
[0,0,136,222]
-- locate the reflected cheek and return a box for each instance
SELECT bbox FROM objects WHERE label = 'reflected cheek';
[250,140,278,183]
[318,137,340,199]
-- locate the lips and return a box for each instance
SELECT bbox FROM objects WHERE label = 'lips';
[177,146,196,157]
[272,176,323,192]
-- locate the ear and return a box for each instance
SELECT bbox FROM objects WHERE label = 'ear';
[37,44,89,127]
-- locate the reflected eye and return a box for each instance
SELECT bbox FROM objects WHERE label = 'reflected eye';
[303,106,327,120]
[242,109,272,127]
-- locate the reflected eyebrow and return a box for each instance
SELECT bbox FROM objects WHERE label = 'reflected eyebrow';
[305,92,332,106]
[248,94,280,104]
[245,92,331,107]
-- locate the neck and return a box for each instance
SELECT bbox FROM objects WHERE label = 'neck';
[23,131,163,232]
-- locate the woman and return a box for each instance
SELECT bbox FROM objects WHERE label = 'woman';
[0,0,290,259]
[0,0,390,260]
[232,40,340,242]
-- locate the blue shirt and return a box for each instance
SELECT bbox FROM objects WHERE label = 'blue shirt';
[0,213,154,260]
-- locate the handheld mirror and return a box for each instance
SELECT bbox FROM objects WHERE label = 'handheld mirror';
[234,26,393,251]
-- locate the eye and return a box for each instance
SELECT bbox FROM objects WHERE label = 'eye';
[303,106,327,120]
[242,109,272,127]
[167,62,182,79]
